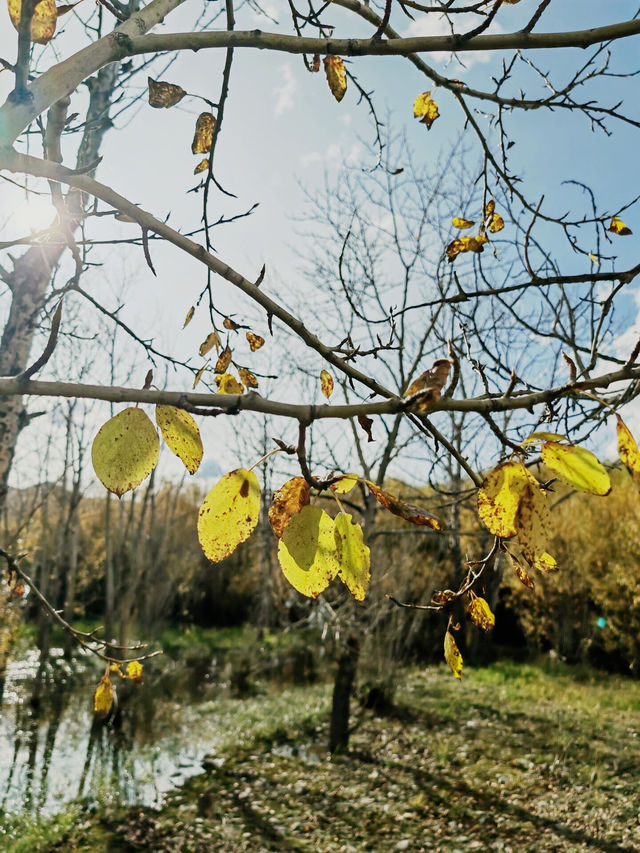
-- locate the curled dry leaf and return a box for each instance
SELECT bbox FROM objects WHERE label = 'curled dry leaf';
[446,234,488,262]
[320,369,334,399]
[413,92,439,129]
[199,331,221,357]
[506,550,535,589]
[155,405,203,475]
[8,0,57,43]
[366,481,441,530]
[183,306,195,329]
[191,113,216,154]
[608,216,632,236]
[540,442,611,496]
[238,367,258,388]
[269,476,310,538]
[358,413,375,443]
[148,77,186,108]
[246,331,265,351]
[444,630,463,679]
[215,373,244,394]
[488,213,504,233]
[403,359,451,412]
[452,217,475,229]
[91,407,159,498]
[224,316,240,331]
[278,505,341,598]
[194,159,209,175]
[198,469,261,563]
[616,414,640,489]
[323,56,347,102]
[485,200,495,218]
[193,361,209,389]
[214,346,232,374]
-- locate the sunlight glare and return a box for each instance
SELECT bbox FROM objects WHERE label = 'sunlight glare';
[14,197,58,233]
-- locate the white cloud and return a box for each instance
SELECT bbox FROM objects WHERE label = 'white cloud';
[403,14,504,68]
[273,62,297,117]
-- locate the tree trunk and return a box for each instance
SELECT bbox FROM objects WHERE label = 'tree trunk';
[329,634,360,753]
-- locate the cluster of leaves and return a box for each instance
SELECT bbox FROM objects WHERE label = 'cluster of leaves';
[93,660,143,716]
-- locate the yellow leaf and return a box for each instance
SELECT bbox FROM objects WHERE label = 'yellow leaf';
[238,367,258,389]
[330,473,358,495]
[366,481,441,530]
[193,361,209,389]
[413,92,440,129]
[194,159,209,175]
[108,663,123,676]
[278,505,341,598]
[191,113,216,154]
[452,217,475,229]
[155,405,203,475]
[608,216,632,236]
[444,631,463,678]
[147,77,186,108]
[616,415,640,489]
[323,56,347,102]
[246,331,265,352]
[506,550,535,589]
[320,369,334,399]
[198,469,261,563]
[182,306,195,329]
[94,674,114,715]
[269,476,310,539]
[215,373,244,395]
[488,213,504,233]
[467,593,495,631]
[199,331,221,357]
[477,461,536,538]
[335,512,370,601]
[124,661,143,683]
[8,0,57,43]
[516,482,557,573]
[520,432,567,445]
[92,408,159,497]
[214,346,232,374]
[540,442,611,496]
[446,234,488,263]
[485,200,495,218]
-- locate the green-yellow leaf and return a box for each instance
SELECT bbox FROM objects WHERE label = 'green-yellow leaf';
[94,674,114,715]
[277,505,340,598]
[335,512,370,601]
[540,442,611,496]
[330,473,358,495]
[444,631,463,679]
[616,414,640,489]
[198,469,261,563]
[516,482,557,573]
[92,407,159,497]
[155,405,203,475]
[520,432,567,445]
[477,461,536,538]
[320,369,334,399]
[215,373,244,395]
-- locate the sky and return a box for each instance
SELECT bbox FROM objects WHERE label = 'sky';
[1,0,640,492]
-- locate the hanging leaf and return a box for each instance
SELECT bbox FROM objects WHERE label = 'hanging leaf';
[183,306,195,328]
[540,442,611,496]
[520,432,567,445]
[320,369,334,399]
[269,476,310,538]
[506,550,535,589]
[330,473,358,495]
[147,77,186,108]
[155,405,203,475]
[452,217,475,229]
[214,346,232,374]
[215,373,244,394]
[94,674,114,715]
[191,113,216,154]
[278,505,341,598]
[193,361,209,389]
[488,213,504,233]
[444,631,463,679]
[516,482,557,573]
[413,92,440,129]
[124,661,143,683]
[224,316,241,331]
[608,216,632,236]
[194,159,209,175]
[8,0,57,44]
[477,460,536,538]
[357,413,375,443]
[403,359,450,412]
[485,200,495,218]
[246,331,265,351]
[616,414,640,489]
[92,407,159,497]
[467,593,495,631]
[238,367,258,389]
[366,481,441,530]
[323,56,347,102]
[335,512,370,601]
[199,331,221,357]
[446,234,488,262]
[198,469,260,563]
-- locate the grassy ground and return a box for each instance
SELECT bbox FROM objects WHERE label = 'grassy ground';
[6,659,640,852]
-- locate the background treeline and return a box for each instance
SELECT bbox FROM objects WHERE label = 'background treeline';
[3,460,639,684]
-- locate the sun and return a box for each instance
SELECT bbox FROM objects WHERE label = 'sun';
[14,196,58,233]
